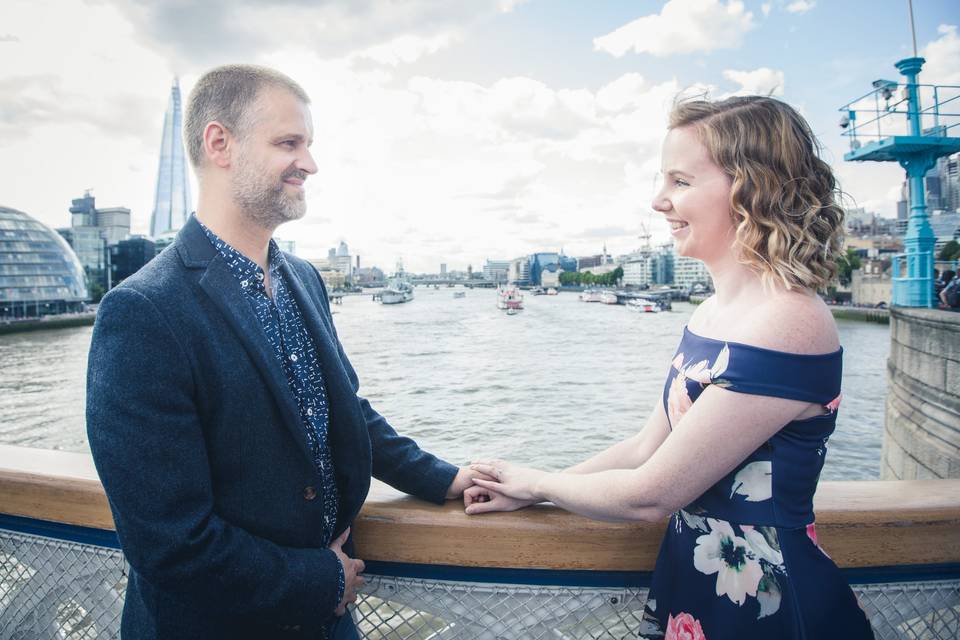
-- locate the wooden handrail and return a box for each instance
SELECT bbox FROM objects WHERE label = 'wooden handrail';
[1,444,958,571]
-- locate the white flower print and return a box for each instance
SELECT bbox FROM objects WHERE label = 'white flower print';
[730,461,773,502]
[693,518,764,606]
[740,525,783,566]
[684,359,712,384]
[710,344,730,379]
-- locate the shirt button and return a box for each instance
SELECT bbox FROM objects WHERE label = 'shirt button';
[290,353,298,362]
[257,273,264,281]
[241,280,249,288]
[307,408,313,416]
[303,486,317,501]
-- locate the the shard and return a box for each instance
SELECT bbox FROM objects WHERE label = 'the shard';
[149,78,192,238]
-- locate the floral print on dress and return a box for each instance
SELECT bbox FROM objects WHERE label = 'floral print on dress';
[684,512,787,618]
[665,612,707,640]
[667,345,730,427]
[730,461,773,503]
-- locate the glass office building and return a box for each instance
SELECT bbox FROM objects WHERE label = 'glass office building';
[0,206,88,319]
[150,78,192,238]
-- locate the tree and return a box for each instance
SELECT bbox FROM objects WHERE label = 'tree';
[836,247,861,287]
[938,240,960,261]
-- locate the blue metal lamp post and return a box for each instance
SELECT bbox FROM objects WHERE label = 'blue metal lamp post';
[839,57,960,307]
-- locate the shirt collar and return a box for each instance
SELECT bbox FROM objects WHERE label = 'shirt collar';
[198,220,285,294]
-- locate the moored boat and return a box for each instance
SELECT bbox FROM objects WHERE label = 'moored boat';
[627,297,661,313]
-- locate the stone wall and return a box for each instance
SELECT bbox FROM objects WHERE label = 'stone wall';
[883,307,960,479]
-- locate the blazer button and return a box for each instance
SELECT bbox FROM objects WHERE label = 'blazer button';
[303,485,317,501]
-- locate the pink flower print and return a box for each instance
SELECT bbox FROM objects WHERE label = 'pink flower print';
[672,352,685,371]
[668,372,693,426]
[825,394,842,413]
[665,612,707,640]
[806,522,832,559]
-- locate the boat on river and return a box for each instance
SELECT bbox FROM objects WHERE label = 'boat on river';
[627,297,661,313]
[380,272,414,305]
[579,289,602,303]
[599,291,619,305]
[497,285,523,311]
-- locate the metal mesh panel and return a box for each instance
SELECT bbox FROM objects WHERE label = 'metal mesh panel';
[355,576,646,639]
[354,577,960,640]
[1,528,958,639]
[0,530,125,640]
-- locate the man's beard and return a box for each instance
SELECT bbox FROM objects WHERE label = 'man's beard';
[232,154,307,229]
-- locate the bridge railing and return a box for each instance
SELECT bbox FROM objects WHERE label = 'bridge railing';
[1,444,958,639]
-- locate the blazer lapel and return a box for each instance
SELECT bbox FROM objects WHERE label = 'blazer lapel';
[198,255,315,466]
[280,261,369,490]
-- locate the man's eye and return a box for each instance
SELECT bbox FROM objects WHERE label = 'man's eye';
[282,141,296,148]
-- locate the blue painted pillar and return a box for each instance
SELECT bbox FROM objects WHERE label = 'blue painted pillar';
[895,57,936,307]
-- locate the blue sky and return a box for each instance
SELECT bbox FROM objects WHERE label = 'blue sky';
[1,0,957,272]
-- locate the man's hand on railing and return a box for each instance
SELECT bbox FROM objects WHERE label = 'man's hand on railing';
[444,465,497,499]
[329,527,365,616]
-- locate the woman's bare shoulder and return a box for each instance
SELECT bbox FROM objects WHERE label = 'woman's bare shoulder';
[745,291,840,354]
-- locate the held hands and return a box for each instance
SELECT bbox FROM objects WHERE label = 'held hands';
[468,460,548,503]
[463,483,538,514]
[445,465,498,499]
[328,527,365,616]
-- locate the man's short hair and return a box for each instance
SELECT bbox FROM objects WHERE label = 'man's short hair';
[183,64,310,168]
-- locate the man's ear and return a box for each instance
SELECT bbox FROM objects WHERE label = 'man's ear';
[203,121,232,169]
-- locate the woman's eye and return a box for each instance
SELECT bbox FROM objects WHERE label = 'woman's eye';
[674,179,689,187]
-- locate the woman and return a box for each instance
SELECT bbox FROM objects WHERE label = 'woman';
[465,96,875,639]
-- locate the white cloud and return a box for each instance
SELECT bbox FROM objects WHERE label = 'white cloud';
[722,67,785,96]
[761,3,772,17]
[786,1,815,14]
[922,24,960,85]
[98,0,515,67]
[353,32,460,66]
[595,73,646,113]
[593,0,755,57]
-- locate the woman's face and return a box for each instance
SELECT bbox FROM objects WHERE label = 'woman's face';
[652,126,735,263]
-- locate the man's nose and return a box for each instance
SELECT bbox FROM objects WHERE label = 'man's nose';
[299,149,318,175]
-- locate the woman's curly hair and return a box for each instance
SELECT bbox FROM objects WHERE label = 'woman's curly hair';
[669,96,845,291]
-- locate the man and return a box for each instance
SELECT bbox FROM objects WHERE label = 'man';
[86,64,481,639]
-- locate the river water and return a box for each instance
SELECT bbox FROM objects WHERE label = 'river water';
[0,288,889,480]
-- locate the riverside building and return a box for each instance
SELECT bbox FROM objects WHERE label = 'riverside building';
[0,206,88,319]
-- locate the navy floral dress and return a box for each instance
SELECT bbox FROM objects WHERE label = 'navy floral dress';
[639,327,875,640]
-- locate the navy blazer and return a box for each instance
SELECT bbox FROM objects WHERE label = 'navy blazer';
[86,215,458,639]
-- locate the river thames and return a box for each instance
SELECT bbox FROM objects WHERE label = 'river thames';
[0,287,889,480]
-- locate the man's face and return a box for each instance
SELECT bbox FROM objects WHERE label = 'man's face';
[231,86,317,229]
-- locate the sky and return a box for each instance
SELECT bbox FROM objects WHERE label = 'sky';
[1,0,958,273]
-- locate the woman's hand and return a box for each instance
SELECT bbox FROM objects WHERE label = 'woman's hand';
[469,459,549,502]
[463,484,538,515]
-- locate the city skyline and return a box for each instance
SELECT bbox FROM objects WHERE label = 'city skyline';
[1,0,958,273]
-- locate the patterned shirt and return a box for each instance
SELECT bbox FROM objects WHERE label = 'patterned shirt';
[200,222,345,609]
